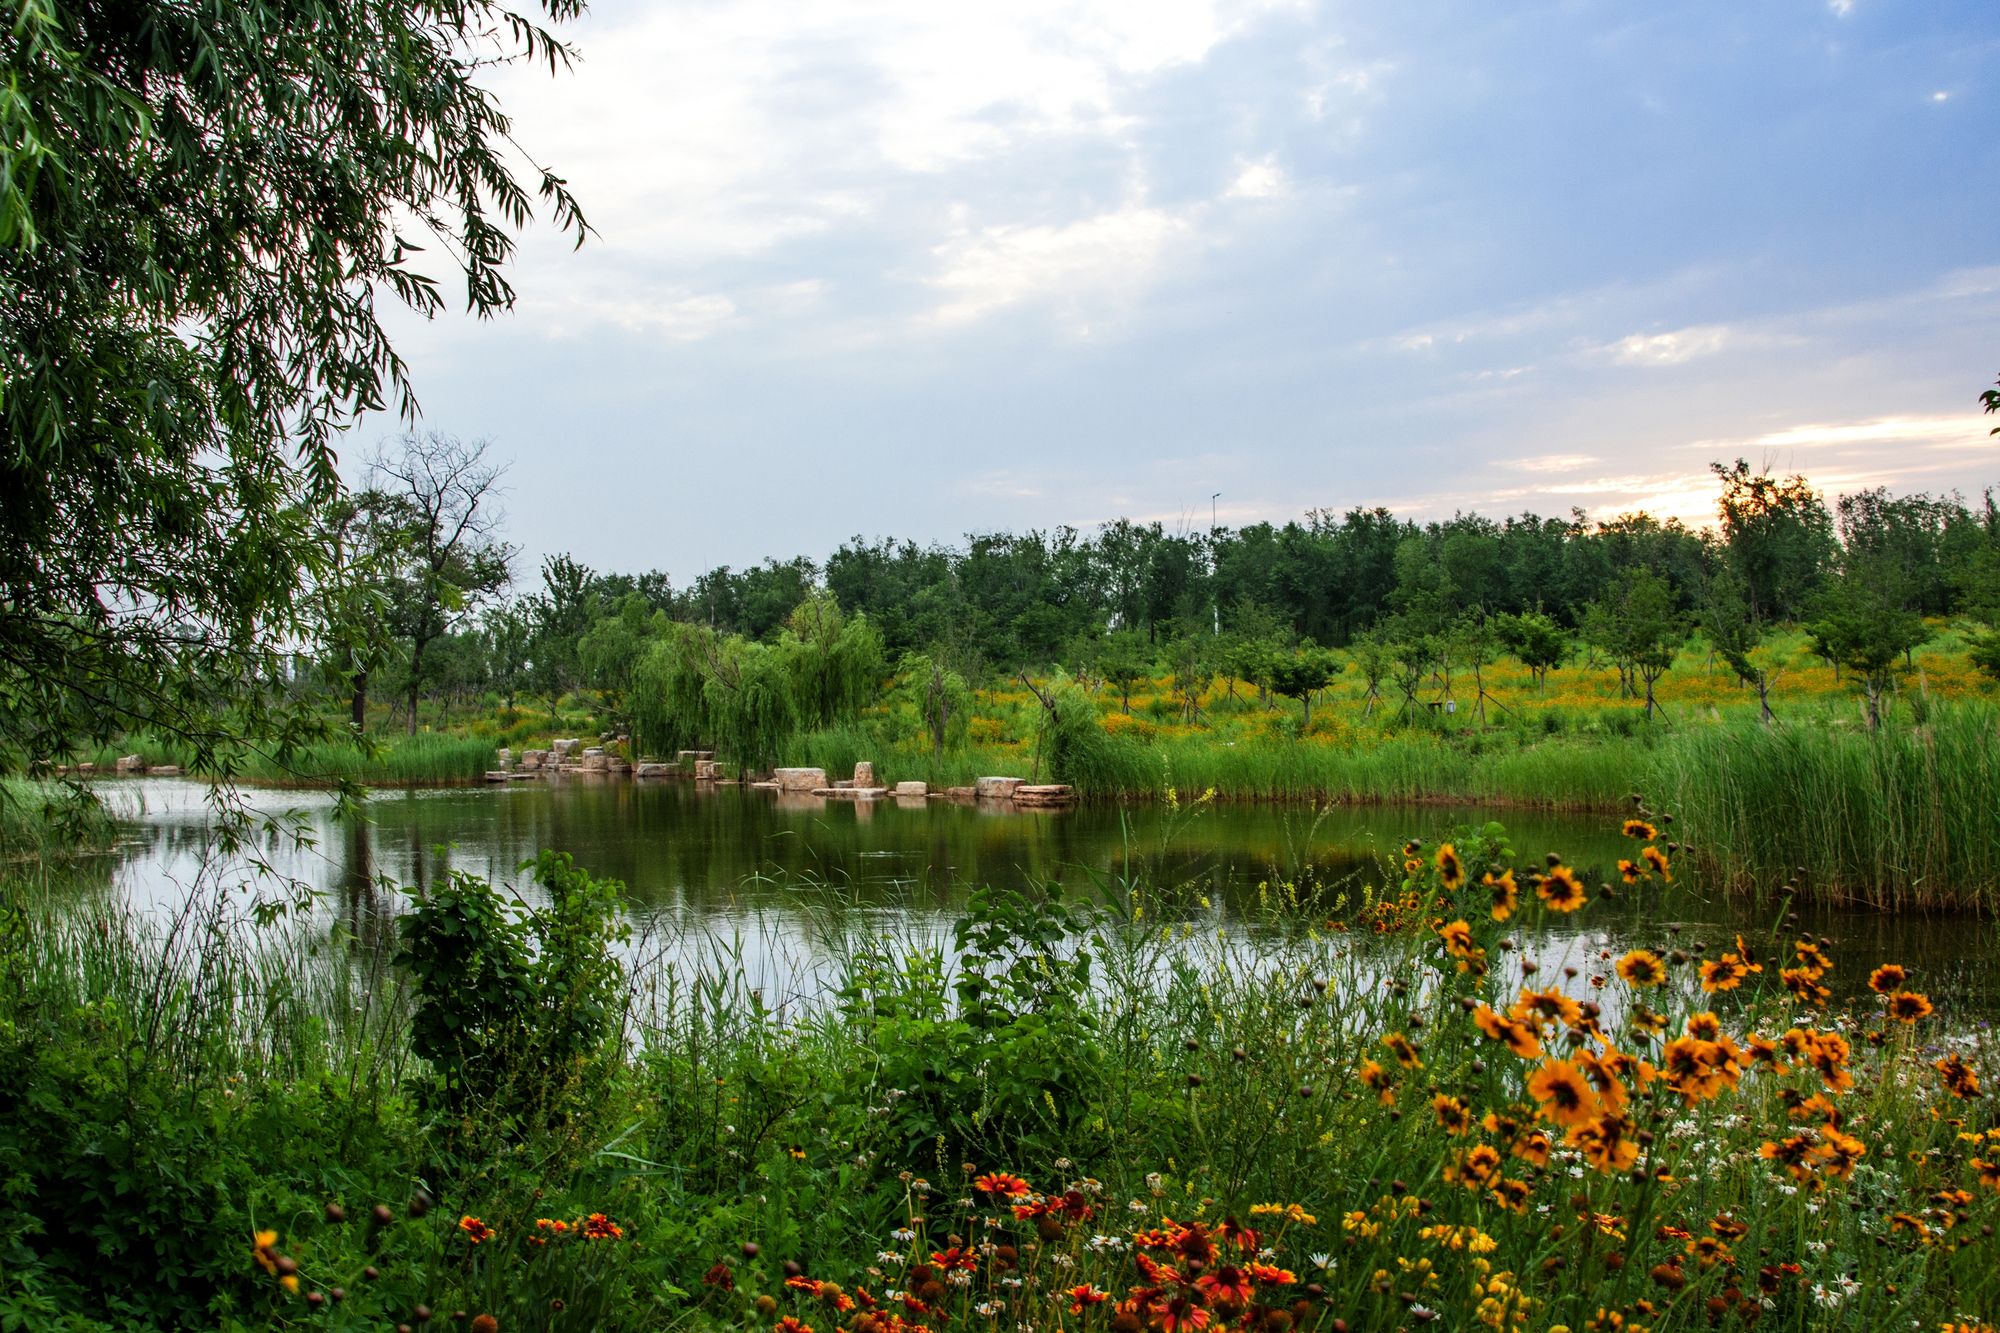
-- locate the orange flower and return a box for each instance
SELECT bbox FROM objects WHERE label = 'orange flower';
[1483,870,1519,921]
[1380,1031,1423,1070]
[1615,950,1665,987]
[1886,990,1933,1023]
[972,1172,1033,1197]
[1868,964,1908,995]
[459,1216,494,1244]
[1527,1058,1600,1128]
[582,1213,623,1240]
[1640,846,1671,880]
[1621,819,1657,840]
[1535,865,1587,912]
[1435,843,1466,891]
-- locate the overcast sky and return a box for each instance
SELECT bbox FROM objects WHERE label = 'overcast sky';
[368,0,2000,581]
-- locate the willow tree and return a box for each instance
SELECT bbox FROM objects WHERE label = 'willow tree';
[777,591,886,729]
[0,0,587,778]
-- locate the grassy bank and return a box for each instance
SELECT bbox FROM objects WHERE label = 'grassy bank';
[3,818,1997,1330]
[1648,702,2000,912]
[83,731,499,786]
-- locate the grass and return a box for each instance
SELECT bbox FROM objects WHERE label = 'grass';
[1647,701,2000,913]
[2,814,1997,1331]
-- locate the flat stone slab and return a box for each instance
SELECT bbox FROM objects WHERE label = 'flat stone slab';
[483,770,512,783]
[812,787,888,799]
[748,780,780,790]
[975,775,1024,800]
[774,766,827,793]
[1013,784,1076,806]
[634,762,676,778]
[894,780,928,797]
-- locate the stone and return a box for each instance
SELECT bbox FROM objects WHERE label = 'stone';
[894,780,928,797]
[677,749,715,763]
[552,738,582,756]
[852,761,876,787]
[694,759,721,781]
[944,785,976,802]
[76,762,96,774]
[151,765,181,776]
[748,779,780,790]
[115,754,145,774]
[634,762,675,778]
[974,775,1024,801]
[812,787,888,799]
[520,750,546,769]
[579,753,610,772]
[1013,784,1076,807]
[582,746,605,758]
[774,766,828,793]
[495,747,512,767]
[483,770,512,783]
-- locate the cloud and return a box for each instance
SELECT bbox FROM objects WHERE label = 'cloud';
[1504,453,1599,473]
[1225,157,1288,200]
[1608,324,1732,366]
[925,204,1191,329]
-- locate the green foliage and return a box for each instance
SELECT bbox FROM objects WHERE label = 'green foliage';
[1,0,584,777]
[1494,610,1568,693]
[396,851,628,1132]
[1265,644,1344,728]
[1804,560,1931,727]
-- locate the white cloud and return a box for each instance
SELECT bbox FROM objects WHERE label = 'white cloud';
[1828,0,1855,16]
[1225,157,1288,200]
[1609,324,1732,366]
[1504,453,1599,473]
[925,204,1191,329]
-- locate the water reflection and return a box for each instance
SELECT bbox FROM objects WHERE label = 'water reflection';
[88,778,2000,1015]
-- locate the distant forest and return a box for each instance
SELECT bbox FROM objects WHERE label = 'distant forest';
[333,439,2000,730]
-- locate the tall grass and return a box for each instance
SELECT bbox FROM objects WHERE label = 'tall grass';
[1645,701,2000,912]
[86,731,496,785]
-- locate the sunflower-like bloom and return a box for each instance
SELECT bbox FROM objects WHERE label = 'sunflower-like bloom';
[1887,990,1934,1023]
[1512,986,1584,1032]
[1621,819,1657,840]
[1433,1094,1474,1135]
[1810,1127,1867,1180]
[1640,846,1671,880]
[1437,919,1486,975]
[1472,1004,1543,1059]
[973,1172,1032,1197]
[1380,1031,1423,1069]
[1567,1112,1639,1173]
[1535,865,1587,912]
[1527,1058,1600,1128]
[1936,1054,1982,1099]
[1435,842,1466,891]
[459,1215,495,1244]
[1446,1143,1503,1188]
[1868,963,1908,995]
[1358,1058,1396,1105]
[1794,939,1833,973]
[1482,870,1519,921]
[1616,950,1665,987]
[1781,967,1830,1006]
[1617,859,1643,885]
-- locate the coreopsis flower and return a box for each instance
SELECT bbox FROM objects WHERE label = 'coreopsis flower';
[1616,950,1665,987]
[1527,1059,1599,1128]
[1868,964,1908,995]
[1435,843,1466,891]
[1536,865,1587,912]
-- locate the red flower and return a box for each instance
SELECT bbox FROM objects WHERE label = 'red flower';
[457,1216,494,1244]
[581,1213,623,1241]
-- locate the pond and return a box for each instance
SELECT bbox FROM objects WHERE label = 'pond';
[86,778,2000,1013]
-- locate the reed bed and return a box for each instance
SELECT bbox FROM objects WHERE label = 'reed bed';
[1645,701,2000,913]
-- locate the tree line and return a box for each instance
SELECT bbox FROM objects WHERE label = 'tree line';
[323,433,2000,750]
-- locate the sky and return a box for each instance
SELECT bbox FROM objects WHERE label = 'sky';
[368,0,2000,581]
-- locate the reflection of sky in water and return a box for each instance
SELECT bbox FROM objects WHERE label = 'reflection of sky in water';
[84,778,2000,1018]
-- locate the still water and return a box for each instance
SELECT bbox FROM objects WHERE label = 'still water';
[90,778,2000,1011]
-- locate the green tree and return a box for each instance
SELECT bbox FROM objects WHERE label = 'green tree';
[1805,559,1930,728]
[1265,645,1344,730]
[1702,571,1775,725]
[1096,631,1153,715]
[577,593,660,730]
[1711,460,1836,622]
[1,0,585,777]
[1495,611,1567,695]
[1588,568,1686,722]
[482,602,532,724]
[899,650,972,762]
[365,434,515,733]
[777,590,887,728]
